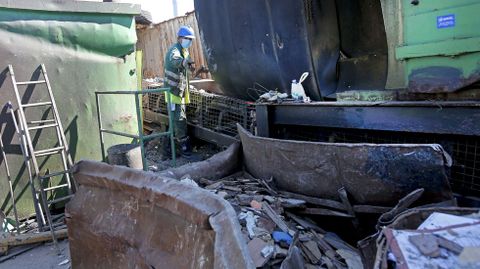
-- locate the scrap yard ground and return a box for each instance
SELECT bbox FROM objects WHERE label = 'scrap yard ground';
[0,240,69,269]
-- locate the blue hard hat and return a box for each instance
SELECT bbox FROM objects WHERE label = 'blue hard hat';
[177,26,195,39]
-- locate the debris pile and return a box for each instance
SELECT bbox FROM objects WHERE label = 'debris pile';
[382,212,480,269]
[145,138,220,171]
[1,213,66,236]
[0,214,67,261]
[258,91,289,103]
[197,172,363,269]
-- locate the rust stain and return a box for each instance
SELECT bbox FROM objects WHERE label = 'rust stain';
[67,160,254,269]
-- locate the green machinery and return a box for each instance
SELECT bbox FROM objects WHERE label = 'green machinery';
[397,0,480,93]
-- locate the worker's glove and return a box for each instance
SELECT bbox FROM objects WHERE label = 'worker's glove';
[181,58,189,69]
[182,58,193,68]
[182,58,195,72]
[188,62,196,73]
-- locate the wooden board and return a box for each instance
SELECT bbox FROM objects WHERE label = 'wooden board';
[136,11,211,80]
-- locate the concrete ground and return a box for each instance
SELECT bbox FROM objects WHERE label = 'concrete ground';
[0,239,70,269]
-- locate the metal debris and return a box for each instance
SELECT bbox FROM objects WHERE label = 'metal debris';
[198,171,364,268]
[408,234,441,257]
[371,208,480,269]
[258,91,289,103]
[248,238,271,267]
[180,175,199,187]
[58,259,70,266]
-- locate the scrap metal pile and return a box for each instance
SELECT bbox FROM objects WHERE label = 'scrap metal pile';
[195,172,363,269]
[373,208,480,269]
[186,170,480,269]
[65,128,479,268]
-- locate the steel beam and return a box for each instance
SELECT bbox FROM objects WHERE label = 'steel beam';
[256,101,480,137]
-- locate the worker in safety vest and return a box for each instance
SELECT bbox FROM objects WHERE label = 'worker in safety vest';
[162,26,196,159]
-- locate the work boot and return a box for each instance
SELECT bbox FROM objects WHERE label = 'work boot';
[161,137,174,161]
[179,136,192,158]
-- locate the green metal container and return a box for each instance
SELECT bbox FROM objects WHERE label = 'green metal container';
[396,0,480,93]
[0,0,140,218]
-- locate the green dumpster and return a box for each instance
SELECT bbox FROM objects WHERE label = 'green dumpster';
[396,0,480,93]
[0,0,140,218]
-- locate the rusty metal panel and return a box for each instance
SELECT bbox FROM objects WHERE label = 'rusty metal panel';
[238,124,453,206]
[67,160,254,269]
[136,12,210,80]
[159,142,241,180]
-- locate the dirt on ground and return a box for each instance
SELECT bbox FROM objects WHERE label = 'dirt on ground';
[0,239,70,269]
[145,138,221,171]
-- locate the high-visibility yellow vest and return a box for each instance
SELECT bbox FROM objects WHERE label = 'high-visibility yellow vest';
[163,43,191,105]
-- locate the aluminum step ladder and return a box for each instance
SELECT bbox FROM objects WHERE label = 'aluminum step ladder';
[7,64,75,246]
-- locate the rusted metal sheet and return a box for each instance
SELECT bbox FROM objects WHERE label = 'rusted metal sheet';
[238,124,453,206]
[365,207,480,269]
[136,11,210,80]
[66,160,254,269]
[159,142,241,180]
[409,66,480,93]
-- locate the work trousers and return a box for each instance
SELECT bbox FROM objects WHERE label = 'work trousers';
[172,103,187,141]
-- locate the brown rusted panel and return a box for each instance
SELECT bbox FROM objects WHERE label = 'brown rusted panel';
[238,124,453,206]
[409,66,480,93]
[158,142,241,180]
[66,160,254,269]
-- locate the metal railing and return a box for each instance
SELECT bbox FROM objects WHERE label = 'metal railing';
[95,88,175,170]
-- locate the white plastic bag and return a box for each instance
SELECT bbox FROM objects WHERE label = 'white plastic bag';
[291,72,310,102]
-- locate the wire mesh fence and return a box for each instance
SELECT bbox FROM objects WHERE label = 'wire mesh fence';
[145,88,255,137]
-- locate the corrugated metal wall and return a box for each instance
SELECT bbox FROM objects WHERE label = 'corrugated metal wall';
[136,11,210,79]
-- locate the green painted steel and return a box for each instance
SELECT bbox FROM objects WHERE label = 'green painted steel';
[0,2,140,219]
[397,37,480,59]
[397,0,480,92]
[0,9,137,57]
[95,89,176,171]
[380,0,407,90]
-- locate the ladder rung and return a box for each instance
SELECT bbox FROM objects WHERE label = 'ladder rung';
[40,170,69,180]
[21,102,52,108]
[16,80,46,86]
[27,123,58,131]
[34,146,65,157]
[43,184,69,192]
[47,194,74,205]
[28,119,56,125]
